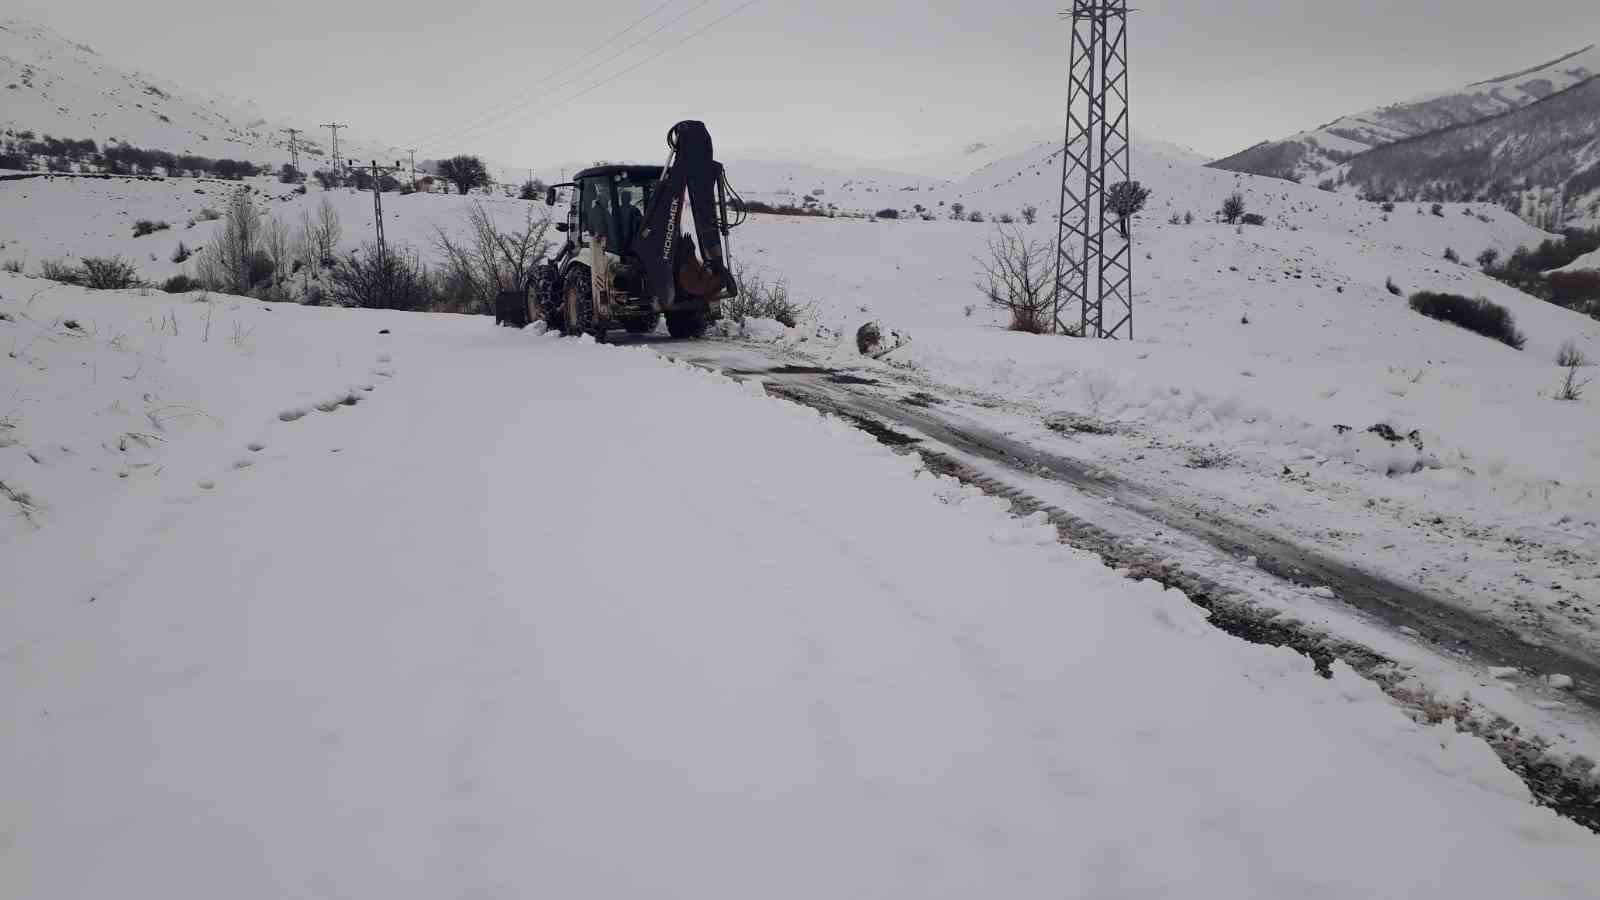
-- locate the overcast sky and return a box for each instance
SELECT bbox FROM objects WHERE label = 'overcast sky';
[12,0,1600,169]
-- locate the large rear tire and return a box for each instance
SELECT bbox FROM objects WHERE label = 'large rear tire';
[532,264,561,329]
[665,310,708,339]
[561,266,596,337]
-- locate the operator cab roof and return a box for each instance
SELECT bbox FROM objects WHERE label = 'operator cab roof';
[573,164,662,181]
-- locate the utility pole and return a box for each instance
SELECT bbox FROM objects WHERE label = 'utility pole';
[284,128,301,173]
[321,123,348,175]
[1053,1,1134,340]
[407,148,417,188]
[349,159,404,267]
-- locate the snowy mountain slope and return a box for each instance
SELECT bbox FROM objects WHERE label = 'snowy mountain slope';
[0,18,400,168]
[4,279,1600,897]
[1333,77,1600,224]
[859,133,1554,252]
[1210,44,1600,183]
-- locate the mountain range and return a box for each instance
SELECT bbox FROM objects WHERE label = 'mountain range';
[1210,44,1600,225]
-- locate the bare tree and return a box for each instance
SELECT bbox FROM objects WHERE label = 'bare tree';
[196,190,261,294]
[976,225,1057,334]
[261,214,293,299]
[1107,180,1150,238]
[437,155,490,195]
[1221,192,1246,225]
[1021,204,1039,225]
[432,202,552,314]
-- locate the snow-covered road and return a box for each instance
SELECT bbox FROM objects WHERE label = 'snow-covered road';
[5,298,1600,897]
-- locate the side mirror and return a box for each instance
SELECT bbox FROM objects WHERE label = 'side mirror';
[555,222,569,233]
[545,186,557,206]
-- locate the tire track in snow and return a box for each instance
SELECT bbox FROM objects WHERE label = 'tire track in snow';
[668,347,1600,834]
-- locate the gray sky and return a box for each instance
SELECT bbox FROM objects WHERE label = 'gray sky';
[13,0,1600,168]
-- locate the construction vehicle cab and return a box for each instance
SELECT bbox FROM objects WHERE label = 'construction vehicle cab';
[528,121,742,339]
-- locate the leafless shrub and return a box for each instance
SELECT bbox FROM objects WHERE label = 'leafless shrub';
[79,256,140,290]
[260,214,293,300]
[327,243,432,311]
[197,191,262,294]
[1557,340,1593,401]
[977,225,1056,334]
[39,258,81,284]
[432,202,551,315]
[727,264,809,327]
[1556,339,1590,369]
[2,259,23,274]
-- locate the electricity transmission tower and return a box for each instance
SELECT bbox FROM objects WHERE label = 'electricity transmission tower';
[284,128,301,172]
[1053,1,1134,340]
[321,123,348,174]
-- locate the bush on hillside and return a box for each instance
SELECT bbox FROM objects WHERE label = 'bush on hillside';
[1443,247,1460,263]
[132,219,170,238]
[161,273,202,294]
[1408,291,1525,350]
[875,208,899,219]
[978,225,1056,334]
[726,264,809,327]
[79,256,141,290]
[1021,204,1039,225]
[328,244,432,311]
[1386,277,1403,296]
[171,242,193,263]
[967,210,985,223]
[1476,248,1499,269]
[1556,339,1590,369]
[1547,270,1600,307]
[39,259,82,284]
[1430,203,1444,217]
[1241,213,1266,227]
[1221,192,1246,224]
[733,198,828,218]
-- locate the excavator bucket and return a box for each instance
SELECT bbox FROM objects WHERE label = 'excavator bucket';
[637,121,736,306]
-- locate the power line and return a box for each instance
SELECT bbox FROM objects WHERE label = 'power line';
[400,0,680,152]
[532,0,767,122]
[412,0,714,153]
[439,0,764,151]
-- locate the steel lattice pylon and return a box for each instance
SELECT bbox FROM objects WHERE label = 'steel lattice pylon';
[1053,1,1133,339]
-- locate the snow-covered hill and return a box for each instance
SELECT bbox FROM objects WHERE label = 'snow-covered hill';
[1333,77,1600,226]
[0,18,401,169]
[1210,44,1600,183]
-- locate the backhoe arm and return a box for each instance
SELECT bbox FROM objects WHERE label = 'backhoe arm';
[636,120,737,305]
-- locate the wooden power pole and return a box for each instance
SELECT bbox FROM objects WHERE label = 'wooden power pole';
[349,159,405,266]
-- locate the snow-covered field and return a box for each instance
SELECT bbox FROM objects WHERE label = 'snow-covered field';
[5,279,1599,897]
[0,174,538,284]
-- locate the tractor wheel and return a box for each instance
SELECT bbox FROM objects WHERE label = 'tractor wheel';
[532,264,561,329]
[622,314,660,335]
[665,310,708,339]
[561,266,596,337]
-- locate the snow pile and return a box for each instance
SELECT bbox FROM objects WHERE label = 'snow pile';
[4,284,1599,897]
